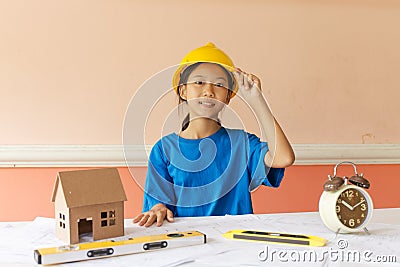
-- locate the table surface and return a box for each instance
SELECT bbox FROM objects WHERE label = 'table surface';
[1,208,399,267]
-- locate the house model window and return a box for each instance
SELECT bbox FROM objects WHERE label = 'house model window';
[100,210,116,227]
[59,213,66,229]
[51,168,127,244]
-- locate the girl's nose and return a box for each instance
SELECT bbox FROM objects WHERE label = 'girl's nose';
[202,82,215,97]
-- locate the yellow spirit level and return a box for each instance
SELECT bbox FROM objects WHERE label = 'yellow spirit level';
[223,230,326,247]
[34,230,206,265]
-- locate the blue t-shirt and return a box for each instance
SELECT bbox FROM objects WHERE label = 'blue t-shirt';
[142,127,284,217]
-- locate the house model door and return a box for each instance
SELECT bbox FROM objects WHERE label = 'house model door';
[78,217,93,242]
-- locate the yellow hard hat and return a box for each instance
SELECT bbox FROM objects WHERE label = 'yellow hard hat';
[172,42,238,98]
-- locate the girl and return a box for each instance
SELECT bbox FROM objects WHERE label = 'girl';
[134,43,295,227]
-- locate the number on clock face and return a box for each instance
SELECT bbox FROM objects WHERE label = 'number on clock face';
[335,188,368,228]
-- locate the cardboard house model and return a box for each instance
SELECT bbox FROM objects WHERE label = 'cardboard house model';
[51,168,127,244]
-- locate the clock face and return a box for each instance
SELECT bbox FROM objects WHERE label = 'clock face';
[335,188,369,228]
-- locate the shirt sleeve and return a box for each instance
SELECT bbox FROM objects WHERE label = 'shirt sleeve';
[142,140,176,213]
[246,133,285,191]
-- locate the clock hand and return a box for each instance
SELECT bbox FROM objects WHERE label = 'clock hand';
[352,199,365,210]
[341,200,354,211]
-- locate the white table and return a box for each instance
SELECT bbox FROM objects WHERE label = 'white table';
[1,208,399,267]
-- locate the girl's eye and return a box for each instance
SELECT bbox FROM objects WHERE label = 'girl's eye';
[195,81,205,85]
[214,83,224,87]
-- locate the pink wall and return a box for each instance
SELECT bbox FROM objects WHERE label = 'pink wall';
[1,0,400,145]
[1,165,398,221]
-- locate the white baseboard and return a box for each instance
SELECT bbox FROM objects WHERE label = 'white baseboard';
[0,144,399,167]
[293,144,400,165]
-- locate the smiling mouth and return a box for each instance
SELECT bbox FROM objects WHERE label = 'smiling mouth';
[199,101,215,107]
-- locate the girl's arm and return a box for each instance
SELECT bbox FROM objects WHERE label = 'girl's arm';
[133,142,176,227]
[233,69,295,168]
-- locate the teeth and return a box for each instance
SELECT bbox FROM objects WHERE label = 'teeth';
[199,101,215,107]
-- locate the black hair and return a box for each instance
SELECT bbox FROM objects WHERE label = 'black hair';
[177,62,235,131]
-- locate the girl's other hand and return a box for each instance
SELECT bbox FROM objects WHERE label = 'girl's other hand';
[233,68,262,100]
[133,203,174,227]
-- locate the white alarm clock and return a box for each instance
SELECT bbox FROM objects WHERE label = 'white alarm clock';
[319,162,373,233]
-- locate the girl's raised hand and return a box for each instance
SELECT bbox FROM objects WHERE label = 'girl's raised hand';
[233,68,262,100]
[133,203,174,227]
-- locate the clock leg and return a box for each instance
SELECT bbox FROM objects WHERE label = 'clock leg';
[335,228,341,237]
[363,227,371,235]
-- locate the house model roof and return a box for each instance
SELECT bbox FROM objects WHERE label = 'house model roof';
[51,168,127,208]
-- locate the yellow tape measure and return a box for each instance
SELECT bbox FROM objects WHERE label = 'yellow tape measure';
[223,230,327,247]
[34,231,206,265]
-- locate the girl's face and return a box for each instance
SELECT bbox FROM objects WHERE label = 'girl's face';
[180,63,230,120]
